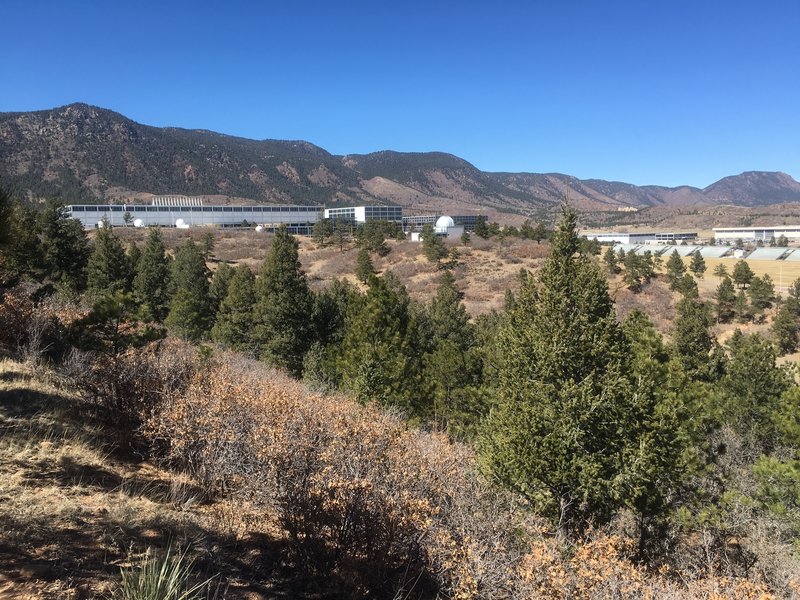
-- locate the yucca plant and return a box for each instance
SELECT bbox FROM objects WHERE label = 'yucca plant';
[114,545,216,600]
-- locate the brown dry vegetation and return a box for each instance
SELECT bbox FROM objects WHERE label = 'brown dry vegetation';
[0,340,796,598]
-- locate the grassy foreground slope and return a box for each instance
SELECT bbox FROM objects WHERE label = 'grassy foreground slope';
[0,358,296,599]
[0,348,789,599]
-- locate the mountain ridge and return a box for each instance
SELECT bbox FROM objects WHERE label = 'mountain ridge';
[1,103,799,216]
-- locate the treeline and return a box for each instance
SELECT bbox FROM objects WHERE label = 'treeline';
[4,189,800,589]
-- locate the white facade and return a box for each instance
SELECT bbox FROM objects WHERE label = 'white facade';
[582,231,697,244]
[66,204,320,231]
[713,226,800,243]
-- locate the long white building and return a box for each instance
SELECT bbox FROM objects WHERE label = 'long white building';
[713,226,800,244]
[582,231,697,244]
[66,203,322,233]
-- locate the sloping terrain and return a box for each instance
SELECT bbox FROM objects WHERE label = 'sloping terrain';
[0,359,301,599]
[2,104,800,215]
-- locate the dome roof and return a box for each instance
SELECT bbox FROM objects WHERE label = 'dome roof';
[435,215,455,230]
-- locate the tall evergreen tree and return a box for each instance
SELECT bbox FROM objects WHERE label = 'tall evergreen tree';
[421,223,447,263]
[211,264,256,353]
[424,271,480,431]
[721,333,792,448]
[355,248,375,284]
[665,250,686,290]
[748,274,775,313]
[164,239,212,342]
[127,241,142,280]
[689,251,707,278]
[39,203,90,296]
[252,226,313,376]
[134,229,171,322]
[772,278,800,354]
[87,219,131,297]
[671,297,715,381]
[340,275,427,416]
[209,262,235,315]
[312,218,334,247]
[603,246,619,274]
[733,260,754,289]
[479,205,634,535]
[714,276,737,323]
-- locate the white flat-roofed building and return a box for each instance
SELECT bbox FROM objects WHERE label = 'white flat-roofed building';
[713,226,800,243]
[582,231,697,244]
[66,203,321,233]
[324,205,403,224]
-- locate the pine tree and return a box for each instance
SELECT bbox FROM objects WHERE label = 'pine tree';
[421,223,447,262]
[460,230,471,246]
[748,274,775,313]
[733,260,754,289]
[209,262,235,315]
[333,219,350,252]
[713,263,728,278]
[424,271,480,430]
[39,203,90,296]
[198,231,215,259]
[474,217,489,239]
[87,220,131,297]
[312,218,334,247]
[671,296,715,382]
[665,250,686,290]
[164,239,212,341]
[689,251,706,278]
[479,205,634,535]
[340,275,427,416]
[772,279,800,354]
[734,289,752,323]
[533,222,548,244]
[355,248,375,283]
[127,242,142,279]
[603,246,619,274]
[211,264,256,353]
[134,229,171,322]
[252,226,313,376]
[721,333,792,448]
[714,276,737,323]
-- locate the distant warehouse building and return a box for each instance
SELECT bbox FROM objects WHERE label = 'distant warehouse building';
[323,205,403,224]
[66,201,321,234]
[403,214,487,232]
[713,226,800,244]
[581,231,697,244]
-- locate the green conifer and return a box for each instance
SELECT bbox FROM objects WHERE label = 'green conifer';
[479,205,634,535]
[355,248,375,284]
[164,239,212,341]
[689,251,706,278]
[252,226,313,376]
[133,229,171,322]
[87,219,131,297]
[211,264,256,352]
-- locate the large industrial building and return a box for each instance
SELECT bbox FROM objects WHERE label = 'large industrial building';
[581,231,698,244]
[403,214,485,232]
[323,205,403,224]
[713,226,800,244]
[66,202,321,234]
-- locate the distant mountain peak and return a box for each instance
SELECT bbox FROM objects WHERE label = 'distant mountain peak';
[1,104,799,212]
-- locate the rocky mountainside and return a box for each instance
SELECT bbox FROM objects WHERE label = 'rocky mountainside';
[1,103,799,216]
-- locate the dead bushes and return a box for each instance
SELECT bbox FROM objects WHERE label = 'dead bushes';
[147,353,537,598]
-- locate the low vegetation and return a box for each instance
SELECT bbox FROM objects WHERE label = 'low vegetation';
[4,189,800,597]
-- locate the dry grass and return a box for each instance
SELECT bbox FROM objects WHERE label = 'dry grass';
[0,359,300,599]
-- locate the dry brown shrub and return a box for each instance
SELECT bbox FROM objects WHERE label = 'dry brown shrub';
[66,339,197,430]
[148,353,539,598]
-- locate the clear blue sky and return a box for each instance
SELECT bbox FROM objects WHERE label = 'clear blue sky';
[2,0,798,187]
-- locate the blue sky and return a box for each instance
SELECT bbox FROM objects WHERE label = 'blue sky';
[2,1,798,187]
